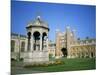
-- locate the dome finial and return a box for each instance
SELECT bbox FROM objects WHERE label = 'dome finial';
[37,15,41,19]
[36,11,41,19]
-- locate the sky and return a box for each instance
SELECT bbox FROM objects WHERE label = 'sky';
[11,0,96,42]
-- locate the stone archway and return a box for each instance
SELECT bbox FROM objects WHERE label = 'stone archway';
[33,31,40,50]
[91,52,94,58]
[27,32,31,51]
[61,47,67,57]
[42,32,47,50]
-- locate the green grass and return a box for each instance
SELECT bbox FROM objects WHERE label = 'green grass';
[26,58,96,72]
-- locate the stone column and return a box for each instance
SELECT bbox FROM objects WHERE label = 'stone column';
[27,38,30,51]
[33,37,34,50]
[46,35,48,51]
[40,33,42,51]
[30,33,33,51]
[27,32,31,51]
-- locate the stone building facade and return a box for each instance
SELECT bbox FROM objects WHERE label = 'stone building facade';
[48,41,56,57]
[55,27,96,58]
[11,33,27,60]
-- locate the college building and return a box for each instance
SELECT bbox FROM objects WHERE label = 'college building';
[55,27,96,58]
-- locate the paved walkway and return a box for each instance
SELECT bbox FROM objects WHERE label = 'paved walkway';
[11,61,45,75]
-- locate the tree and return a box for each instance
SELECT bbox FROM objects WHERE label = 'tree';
[61,48,67,57]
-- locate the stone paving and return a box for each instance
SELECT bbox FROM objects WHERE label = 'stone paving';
[11,61,45,75]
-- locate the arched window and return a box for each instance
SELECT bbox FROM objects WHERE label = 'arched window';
[11,40,15,52]
[21,41,25,52]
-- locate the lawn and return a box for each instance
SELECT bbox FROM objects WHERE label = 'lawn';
[25,57,96,72]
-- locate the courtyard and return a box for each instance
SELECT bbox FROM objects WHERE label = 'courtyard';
[11,57,96,74]
[11,1,96,75]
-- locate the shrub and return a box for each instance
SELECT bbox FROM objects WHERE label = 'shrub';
[55,60,64,65]
[24,60,64,68]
